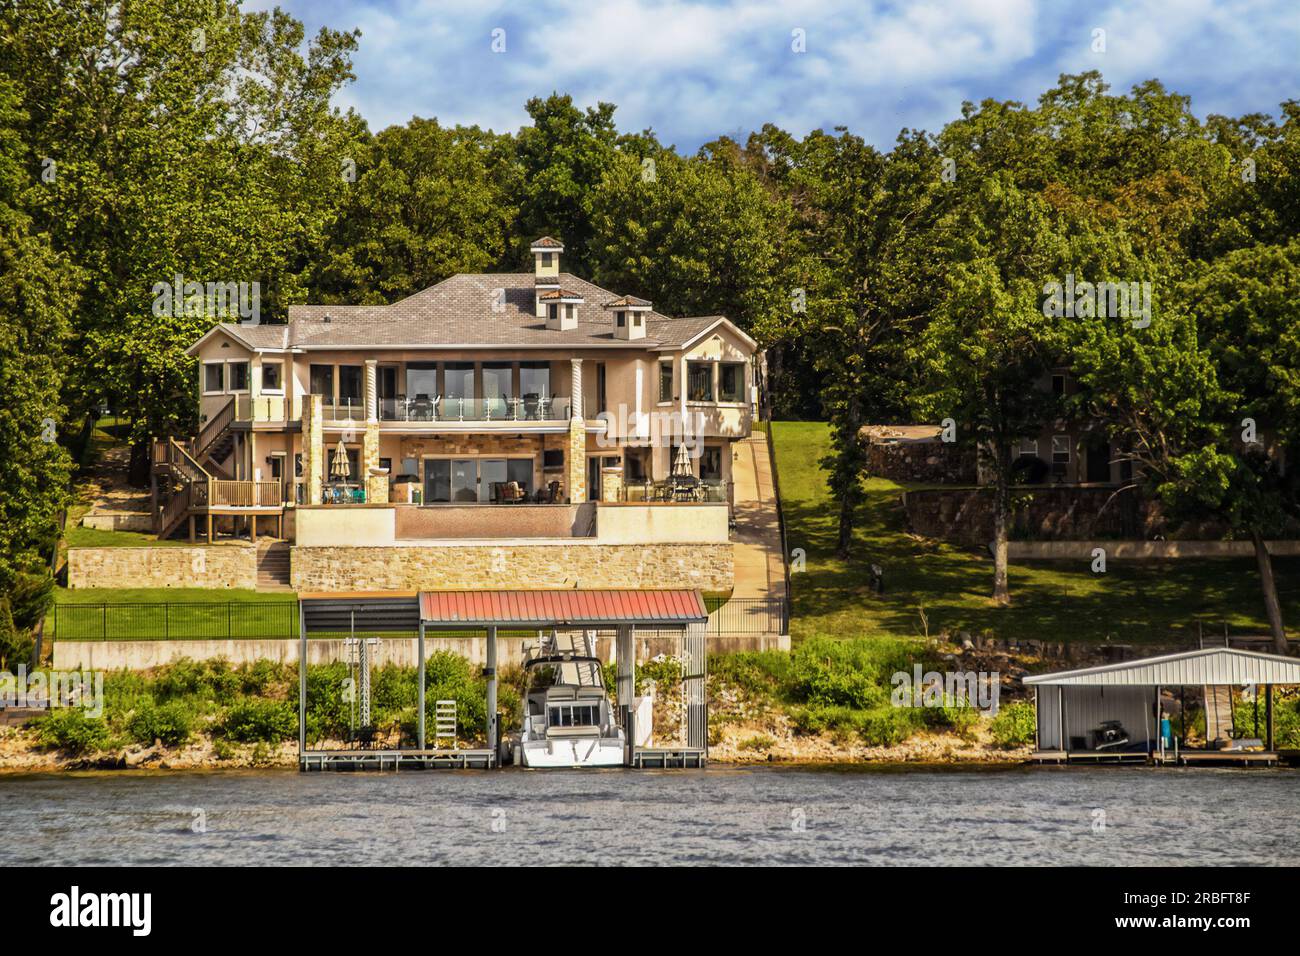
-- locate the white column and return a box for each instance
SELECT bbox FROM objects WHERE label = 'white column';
[365,359,378,424]
[570,357,584,420]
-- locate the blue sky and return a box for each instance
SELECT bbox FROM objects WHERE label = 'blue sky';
[249,0,1300,150]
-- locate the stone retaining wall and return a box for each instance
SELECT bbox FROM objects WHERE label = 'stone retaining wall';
[867,441,976,485]
[67,546,258,589]
[290,542,733,592]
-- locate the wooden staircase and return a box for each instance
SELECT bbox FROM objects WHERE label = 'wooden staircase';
[256,540,292,590]
[152,396,283,541]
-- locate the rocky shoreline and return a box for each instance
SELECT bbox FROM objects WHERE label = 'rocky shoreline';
[0,724,1029,773]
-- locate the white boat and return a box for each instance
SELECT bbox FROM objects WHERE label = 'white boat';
[511,630,626,768]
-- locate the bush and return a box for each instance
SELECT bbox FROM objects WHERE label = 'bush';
[237,659,289,696]
[219,699,296,743]
[7,572,55,632]
[708,650,791,699]
[990,700,1036,748]
[737,734,775,751]
[35,708,111,755]
[0,597,33,671]
[152,658,240,704]
[127,700,195,747]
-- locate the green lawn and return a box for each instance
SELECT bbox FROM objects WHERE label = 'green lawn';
[49,589,298,641]
[55,588,294,604]
[64,526,207,548]
[772,421,1299,644]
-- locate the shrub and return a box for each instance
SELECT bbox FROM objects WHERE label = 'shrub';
[35,708,111,755]
[990,700,1036,748]
[857,708,917,747]
[152,658,239,704]
[737,734,775,751]
[219,699,296,743]
[237,660,289,696]
[7,572,55,632]
[127,700,195,747]
[708,651,791,699]
[0,597,33,671]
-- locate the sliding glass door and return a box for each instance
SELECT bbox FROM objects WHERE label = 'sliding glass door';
[422,457,535,503]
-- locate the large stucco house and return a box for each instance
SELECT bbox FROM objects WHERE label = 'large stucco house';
[150,239,762,594]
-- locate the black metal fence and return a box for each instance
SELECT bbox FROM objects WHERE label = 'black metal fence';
[50,598,789,642]
[50,602,300,642]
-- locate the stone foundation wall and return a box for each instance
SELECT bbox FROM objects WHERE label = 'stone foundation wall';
[867,441,976,485]
[290,542,733,592]
[902,487,1245,547]
[67,546,258,589]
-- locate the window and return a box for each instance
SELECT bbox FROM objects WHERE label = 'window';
[687,361,714,402]
[338,365,363,406]
[720,362,745,403]
[262,361,283,392]
[443,362,474,400]
[268,456,283,480]
[1051,374,1066,396]
[520,362,551,401]
[632,313,642,328]
[228,361,249,391]
[700,446,723,481]
[542,252,553,267]
[659,361,673,403]
[203,363,224,393]
[1018,438,1039,457]
[309,364,334,400]
[294,454,303,478]
[615,311,626,328]
[547,303,558,321]
[549,704,599,727]
[565,304,576,320]
[1052,435,1071,463]
[596,363,606,414]
[379,457,392,474]
[405,363,437,401]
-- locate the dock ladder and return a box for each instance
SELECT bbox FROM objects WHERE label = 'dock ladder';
[434,700,457,750]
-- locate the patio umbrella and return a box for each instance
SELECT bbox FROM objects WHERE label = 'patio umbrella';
[671,443,695,477]
[329,440,350,481]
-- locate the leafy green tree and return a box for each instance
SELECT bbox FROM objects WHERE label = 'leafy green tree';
[0,77,80,592]
[310,118,519,303]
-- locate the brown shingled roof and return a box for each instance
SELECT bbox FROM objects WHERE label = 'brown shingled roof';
[208,273,754,353]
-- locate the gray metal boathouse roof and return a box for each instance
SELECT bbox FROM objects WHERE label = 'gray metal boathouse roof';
[1023,647,1300,687]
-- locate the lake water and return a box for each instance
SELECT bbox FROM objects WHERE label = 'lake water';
[2,765,1297,866]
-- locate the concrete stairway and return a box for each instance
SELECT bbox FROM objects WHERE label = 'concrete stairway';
[256,540,292,591]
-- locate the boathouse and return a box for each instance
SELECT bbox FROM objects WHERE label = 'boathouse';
[1024,646,1300,766]
[296,589,709,770]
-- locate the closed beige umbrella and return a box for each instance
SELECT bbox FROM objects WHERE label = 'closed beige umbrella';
[330,440,350,480]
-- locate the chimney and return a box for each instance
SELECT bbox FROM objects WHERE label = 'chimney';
[531,236,563,317]
[604,296,651,341]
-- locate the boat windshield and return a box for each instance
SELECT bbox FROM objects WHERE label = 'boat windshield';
[548,703,600,727]
[525,658,604,691]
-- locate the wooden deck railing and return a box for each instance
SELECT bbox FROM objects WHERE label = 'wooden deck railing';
[196,396,236,457]
[208,480,282,507]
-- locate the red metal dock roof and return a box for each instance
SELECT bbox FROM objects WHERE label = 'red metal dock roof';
[417,590,708,627]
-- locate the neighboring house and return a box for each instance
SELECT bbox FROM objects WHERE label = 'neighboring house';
[154,237,760,543]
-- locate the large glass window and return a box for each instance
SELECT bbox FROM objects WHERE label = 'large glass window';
[483,363,513,417]
[228,361,249,391]
[520,362,551,401]
[261,361,283,392]
[444,363,474,400]
[203,363,224,393]
[659,362,673,403]
[507,458,533,498]
[424,459,451,502]
[338,365,363,408]
[687,361,714,402]
[309,364,334,400]
[719,362,745,402]
[405,363,437,401]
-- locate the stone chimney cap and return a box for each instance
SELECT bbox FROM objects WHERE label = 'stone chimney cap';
[530,236,564,252]
[603,295,652,310]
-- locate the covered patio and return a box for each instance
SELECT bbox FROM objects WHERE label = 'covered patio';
[298,589,710,771]
[1024,646,1300,766]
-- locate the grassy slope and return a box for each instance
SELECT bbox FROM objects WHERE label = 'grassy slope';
[772,421,1298,644]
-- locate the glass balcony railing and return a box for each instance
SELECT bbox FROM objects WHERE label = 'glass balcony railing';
[377,396,572,423]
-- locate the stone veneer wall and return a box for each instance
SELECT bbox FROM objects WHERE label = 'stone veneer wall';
[67,546,258,589]
[866,440,976,485]
[901,487,1243,547]
[290,542,732,592]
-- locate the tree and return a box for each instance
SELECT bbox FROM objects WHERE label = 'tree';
[0,77,80,592]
